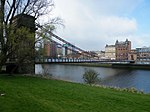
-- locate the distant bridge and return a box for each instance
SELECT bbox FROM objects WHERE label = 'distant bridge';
[35,57,135,64]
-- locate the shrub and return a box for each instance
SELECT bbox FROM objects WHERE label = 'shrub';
[42,68,52,78]
[83,69,100,85]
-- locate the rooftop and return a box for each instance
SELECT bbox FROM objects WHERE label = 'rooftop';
[105,44,115,47]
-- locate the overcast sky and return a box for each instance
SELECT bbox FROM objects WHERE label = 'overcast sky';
[40,0,150,51]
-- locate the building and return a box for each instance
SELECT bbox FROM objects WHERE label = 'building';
[67,48,73,55]
[62,44,69,57]
[105,45,116,60]
[57,46,63,58]
[94,51,105,59]
[128,49,137,61]
[136,47,150,64]
[44,41,51,57]
[115,39,131,60]
[44,41,57,58]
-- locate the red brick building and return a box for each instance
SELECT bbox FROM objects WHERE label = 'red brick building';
[44,41,57,58]
[115,39,131,60]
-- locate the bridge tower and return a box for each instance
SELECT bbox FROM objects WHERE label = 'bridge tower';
[62,44,69,57]
[7,14,36,73]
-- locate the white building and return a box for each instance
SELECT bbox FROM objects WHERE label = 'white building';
[94,51,105,59]
[105,45,116,60]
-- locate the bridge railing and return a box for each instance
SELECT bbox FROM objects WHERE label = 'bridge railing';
[35,57,100,63]
[35,57,135,64]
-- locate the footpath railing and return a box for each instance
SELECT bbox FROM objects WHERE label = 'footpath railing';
[35,58,99,63]
[35,57,133,64]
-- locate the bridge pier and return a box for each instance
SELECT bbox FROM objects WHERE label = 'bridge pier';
[5,62,35,74]
[6,64,18,73]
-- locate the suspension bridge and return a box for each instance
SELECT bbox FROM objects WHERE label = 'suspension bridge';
[6,14,133,65]
[3,14,136,74]
[35,24,134,64]
[36,23,97,61]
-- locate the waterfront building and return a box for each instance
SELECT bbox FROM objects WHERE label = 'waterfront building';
[67,48,73,55]
[105,45,116,60]
[57,46,63,58]
[44,41,50,57]
[62,44,69,57]
[94,51,105,59]
[44,41,57,58]
[115,39,131,60]
[136,47,150,64]
[87,51,99,59]
[128,49,137,61]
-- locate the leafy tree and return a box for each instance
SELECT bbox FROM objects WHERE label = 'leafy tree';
[0,0,63,73]
[9,27,35,73]
[83,69,100,85]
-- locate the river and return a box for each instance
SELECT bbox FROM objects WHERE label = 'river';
[35,64,150,93]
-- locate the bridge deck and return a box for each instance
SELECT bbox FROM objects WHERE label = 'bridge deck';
[35,58,134,64]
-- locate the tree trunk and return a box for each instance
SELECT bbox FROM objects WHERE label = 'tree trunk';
[0,0,5,43]
[0,0,6,73]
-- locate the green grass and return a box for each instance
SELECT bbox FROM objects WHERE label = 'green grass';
[0,75,150,112]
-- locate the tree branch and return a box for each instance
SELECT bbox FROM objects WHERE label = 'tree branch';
[5,0,16,24]
[21,0,30,14]
[9,0,21,25]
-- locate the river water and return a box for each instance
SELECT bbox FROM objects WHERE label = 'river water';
[35,64,150,93]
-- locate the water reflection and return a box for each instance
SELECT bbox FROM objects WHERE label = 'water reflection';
[35,64,150,93]
[101,70,137,87]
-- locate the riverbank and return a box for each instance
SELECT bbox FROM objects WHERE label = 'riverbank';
[0,75,150,112]
[61,63,150,70]
[60,63,112,67]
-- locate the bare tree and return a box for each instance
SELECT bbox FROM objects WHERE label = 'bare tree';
[0,0,61,73]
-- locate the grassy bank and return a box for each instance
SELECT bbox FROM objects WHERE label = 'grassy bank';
[0,75,150,112]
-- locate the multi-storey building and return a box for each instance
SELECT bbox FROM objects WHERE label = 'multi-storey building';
[94,51,105,59]
[44,41,51,57]
[44,41,57,58]
[57,46,63,58]
[128,49,137,61]
[105,45,116,60]
[62,44,68,57]
[115,39,131,60]
[136,47,150,64]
